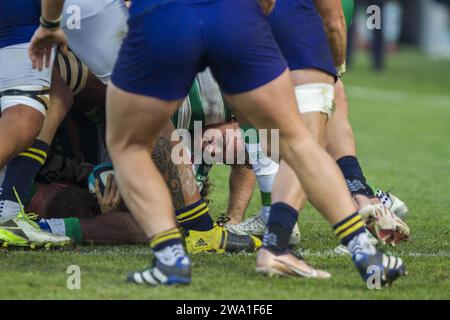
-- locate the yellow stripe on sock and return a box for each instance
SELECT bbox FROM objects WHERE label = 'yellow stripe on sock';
[27,147,47,158]
[150,229,182,248]
[337,221,366,240]
[176,202,207,220]
[177,207,209,223]
[152,228,180,240]
[334,215,362,235]
[18,152,45,165]
[151,228,181,240]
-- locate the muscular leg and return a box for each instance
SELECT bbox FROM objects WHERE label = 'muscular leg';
[0,107,44,168]
[41,211,149,245]
[225,70,355,224]
[153,121,197,211]
[80,212,148,245]
[106,83,182,238]
[38,70,74,145]
[327,79,374,209]
[227,164,256,224]
[0,70,73,226]
[271,69,334,212]
[326,79,355,159]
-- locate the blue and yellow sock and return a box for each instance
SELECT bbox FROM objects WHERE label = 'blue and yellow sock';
[150,227,189,268]
[150,227,184,251]
[0,140,49,202]
[263,202,298,254]
[175,199,214,232]
[333,212,366,246]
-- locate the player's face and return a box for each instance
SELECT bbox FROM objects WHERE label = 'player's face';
[201,121,245,164]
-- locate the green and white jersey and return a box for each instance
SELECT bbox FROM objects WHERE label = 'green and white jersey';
[342,0,355,31]
[194,163,213,192]
[172,69,233,131]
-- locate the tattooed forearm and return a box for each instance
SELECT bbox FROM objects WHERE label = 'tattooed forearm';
[152,137,185,210]
[227,164,256,223]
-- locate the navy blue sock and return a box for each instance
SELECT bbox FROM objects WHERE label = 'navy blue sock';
[337,156,374,196]
[175,199,214,232]
[263,202,298,254]
[0,140,49,203]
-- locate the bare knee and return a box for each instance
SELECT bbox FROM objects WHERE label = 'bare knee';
[2,106,44,150]
[333,79,349,117]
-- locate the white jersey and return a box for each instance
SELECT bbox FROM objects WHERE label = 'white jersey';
[62,0,128,84]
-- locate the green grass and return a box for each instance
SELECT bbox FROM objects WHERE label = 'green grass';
[1,49,449,299]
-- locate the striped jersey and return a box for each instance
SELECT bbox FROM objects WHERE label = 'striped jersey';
[172,69,233,131]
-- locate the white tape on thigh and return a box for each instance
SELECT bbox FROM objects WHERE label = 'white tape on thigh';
[295,83,335,118]
[1,85,48,115]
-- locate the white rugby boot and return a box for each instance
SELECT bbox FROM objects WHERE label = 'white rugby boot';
[375,189,409,219]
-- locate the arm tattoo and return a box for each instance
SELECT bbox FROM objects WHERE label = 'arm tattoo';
[152,137,185,210]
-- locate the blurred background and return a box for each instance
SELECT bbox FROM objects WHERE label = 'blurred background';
[348,0,450,70]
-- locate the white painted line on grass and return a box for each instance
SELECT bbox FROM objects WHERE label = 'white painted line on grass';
[346,85,450,108]
[71,247,450,258]
[297,248,450,258]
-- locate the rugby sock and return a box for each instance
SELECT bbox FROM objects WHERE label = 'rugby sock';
[333,212,366,246]
[175,199,214,232]
[242,125,278,224]
[38,217,83,244]
[0,140,49,203]
[263,202,298,254]
[260,191,272,224]
[337,156,374,197]
[150,228,188,266]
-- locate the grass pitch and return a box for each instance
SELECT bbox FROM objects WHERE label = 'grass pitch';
[0,49,449,299]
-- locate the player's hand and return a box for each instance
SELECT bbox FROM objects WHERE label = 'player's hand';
[259,0,276,15]
[28,26,69,71]
[95,174,122,214]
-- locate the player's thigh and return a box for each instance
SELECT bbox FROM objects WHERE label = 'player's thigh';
[106,83,182,150]
[333,79,349,116]
[0,106,44,161]
[224,70,309,140]
[0,43,55,143]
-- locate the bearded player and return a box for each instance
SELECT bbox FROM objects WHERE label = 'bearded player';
[30,0,406,287]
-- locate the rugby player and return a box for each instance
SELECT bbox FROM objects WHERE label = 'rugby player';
[0,0,72,247]
[0,0,260,253]
[30,0,406,287]
[229,0,409,252]
[29,118,259,247]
